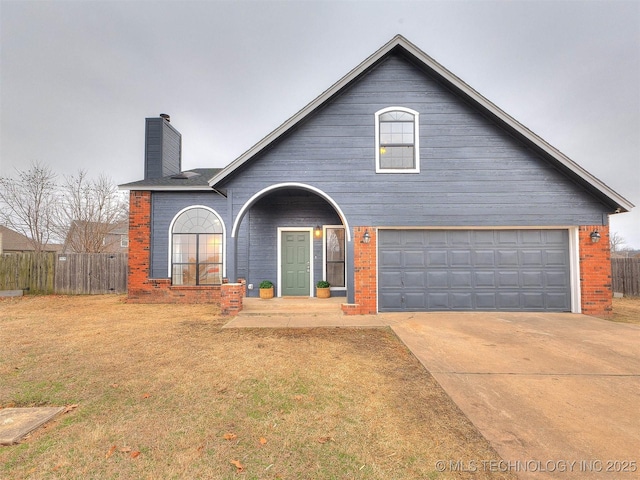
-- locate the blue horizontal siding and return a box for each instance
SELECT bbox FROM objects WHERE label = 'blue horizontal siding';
[218,54,608,229]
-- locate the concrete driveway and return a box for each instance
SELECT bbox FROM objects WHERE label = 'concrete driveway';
[389,312,640,479]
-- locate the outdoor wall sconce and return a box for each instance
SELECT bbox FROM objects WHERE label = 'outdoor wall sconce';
[361,229,371,244]
[590,230,601,243]
[314,225,322,238]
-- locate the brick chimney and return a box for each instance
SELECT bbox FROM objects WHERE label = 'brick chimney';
[144,114,182,180]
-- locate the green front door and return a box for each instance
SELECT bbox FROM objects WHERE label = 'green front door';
[281,231,310,296]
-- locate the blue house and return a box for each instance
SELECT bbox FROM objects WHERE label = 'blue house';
[121,35,632,316]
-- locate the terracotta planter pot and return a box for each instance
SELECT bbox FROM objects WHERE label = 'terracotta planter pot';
[316,287,331,298]
[259,287,274,299]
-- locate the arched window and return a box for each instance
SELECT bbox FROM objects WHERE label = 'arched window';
[375,106,420,173]
[171,207,224,285]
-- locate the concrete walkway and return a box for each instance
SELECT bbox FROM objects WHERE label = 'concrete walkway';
[225,303,640,479]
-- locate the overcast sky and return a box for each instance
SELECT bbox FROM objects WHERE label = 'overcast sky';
[1,0,639,247]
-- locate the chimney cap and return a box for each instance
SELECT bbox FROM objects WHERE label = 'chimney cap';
[159,113,170,122]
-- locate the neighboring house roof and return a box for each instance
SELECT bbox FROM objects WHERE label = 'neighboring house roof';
[120,168,222,191]
[63,219,129,253]
[0,225,62,253]
[206,34,633,213]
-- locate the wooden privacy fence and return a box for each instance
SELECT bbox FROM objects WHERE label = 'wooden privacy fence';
[611,257,640,297]
[0,253,127,295]
[0,252,55,293]
[54,253,128,294]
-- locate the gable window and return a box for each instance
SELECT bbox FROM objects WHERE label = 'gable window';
[324,226,346,289]
[375,107,420,173]
[171,207,224,285]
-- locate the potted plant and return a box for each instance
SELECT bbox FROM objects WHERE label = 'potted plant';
[316,280,331,298]
[259,280,274,299]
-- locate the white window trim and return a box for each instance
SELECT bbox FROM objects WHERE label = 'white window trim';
[167,205,227,280]
[323,225,347,291]
[375,106,420,174]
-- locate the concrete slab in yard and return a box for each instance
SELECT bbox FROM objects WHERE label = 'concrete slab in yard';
[0,290,23,298]
[0,407,64,445]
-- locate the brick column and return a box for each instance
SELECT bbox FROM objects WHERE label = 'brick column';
[220,283,244,315]
[343,226,377,315]
[128,191,152,299]
[579,225,612,317]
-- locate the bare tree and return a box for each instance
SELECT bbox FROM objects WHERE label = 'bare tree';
[56,171,128,253]
[0,161,58,253]
[610,231,626,255]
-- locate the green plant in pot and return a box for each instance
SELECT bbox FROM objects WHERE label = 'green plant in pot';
[316,280,331,298]
[259,280,274,299]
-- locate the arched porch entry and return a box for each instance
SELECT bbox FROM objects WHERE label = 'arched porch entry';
[230,183,351,298]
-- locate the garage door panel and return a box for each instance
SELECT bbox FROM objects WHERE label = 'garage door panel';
[497,271,520,287]
[475,250,496,266]
[522,292,545,309]
[497,231,519,244]
[546,250,568,266]
[545,230,567,244]
[379,271,402,287]
[451,271,473,288]
[547,293,570,309]
[379,291,403,309]
[475,271,496,287]
[405,293,427,309]
[496,292,521,309]
[497,250,519,266]
[405,271,426,287]
[476,293,497,309]
[380,250,402,267]
[405,251,426,267]
[521,230,542,243]
[427,293,449,309]
[427,271,448,288]
[379,229,570,312]
[546,271,568,287]
[522,271,544,288]
[451,293,473,309]
[427,251,447,266]
[451,250,472,266]
[521,250,543,266]
[450,230,472,245]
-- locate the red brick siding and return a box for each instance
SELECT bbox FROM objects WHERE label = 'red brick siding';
[220,283,245,315]
[126,190,223,305]
[342,226,377,315]
[579,225,612,316]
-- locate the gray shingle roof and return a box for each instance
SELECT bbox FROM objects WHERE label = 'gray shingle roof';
[119,168,221,191]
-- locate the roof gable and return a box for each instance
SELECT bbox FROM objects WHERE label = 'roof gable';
[208,35,632,212]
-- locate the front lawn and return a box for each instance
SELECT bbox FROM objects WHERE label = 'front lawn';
[0,295,514,479]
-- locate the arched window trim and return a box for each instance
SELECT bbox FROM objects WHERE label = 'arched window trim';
[167,205,227,283]
[375,106,420,173]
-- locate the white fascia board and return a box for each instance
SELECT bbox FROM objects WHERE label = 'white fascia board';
[208,35,634,212]
[118,185,214,192]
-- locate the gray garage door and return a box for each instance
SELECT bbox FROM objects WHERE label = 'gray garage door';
[378,229,570,312]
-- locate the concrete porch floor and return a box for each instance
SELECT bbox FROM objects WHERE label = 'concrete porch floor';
[224,296,387,328]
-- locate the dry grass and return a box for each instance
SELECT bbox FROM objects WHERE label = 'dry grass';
[609,296,640,324]
[0,295,514,480]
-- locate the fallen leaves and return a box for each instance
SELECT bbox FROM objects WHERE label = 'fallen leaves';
[230,459,245,472]
[63,404,78,414]
[105,445,141,460]
[223,432,237,441]
[259,437,267,445]
[105,445,117,459]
